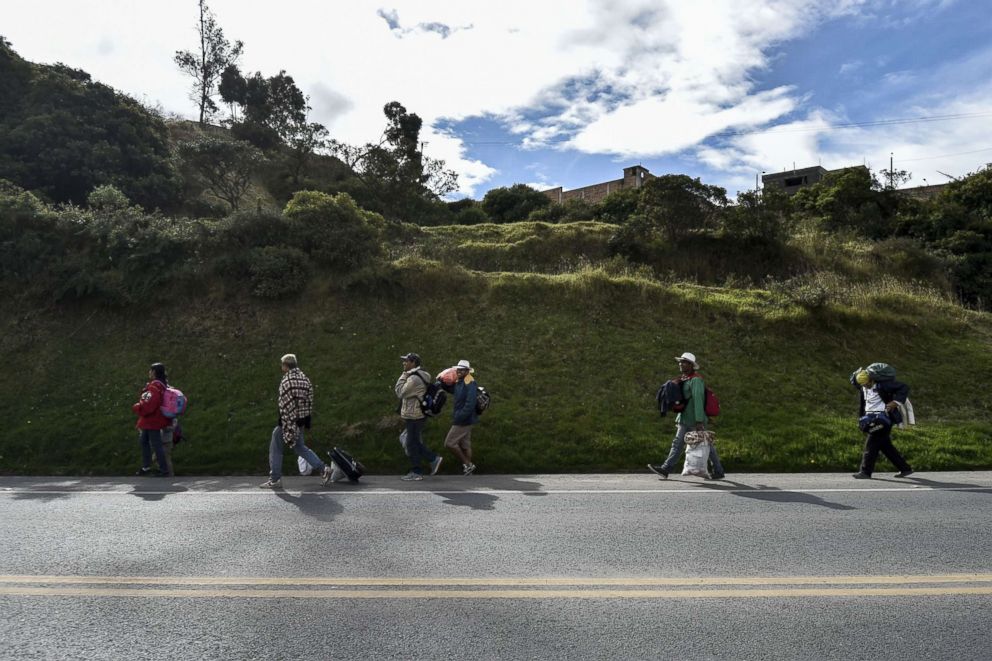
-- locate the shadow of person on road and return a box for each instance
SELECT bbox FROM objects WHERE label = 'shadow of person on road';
[695,479,857,511]
[870,475,992,495]
[272,489,344,523]
[429,476,548,511]
[128,481,189,502]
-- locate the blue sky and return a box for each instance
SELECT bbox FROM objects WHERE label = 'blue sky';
[2,1,991,198]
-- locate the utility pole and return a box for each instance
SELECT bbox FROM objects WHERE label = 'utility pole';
[890,152,894,189]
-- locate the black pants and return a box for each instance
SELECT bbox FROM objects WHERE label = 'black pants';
[860,427,911,476]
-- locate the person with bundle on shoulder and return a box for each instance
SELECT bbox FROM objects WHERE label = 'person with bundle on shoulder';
[850,363,915,479]
[444,359,480,476]
[648,352,726,480]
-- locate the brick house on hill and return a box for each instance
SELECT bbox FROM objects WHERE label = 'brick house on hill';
[542,165,654,205]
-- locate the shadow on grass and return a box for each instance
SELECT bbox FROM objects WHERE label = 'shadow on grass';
[692,479,857,511]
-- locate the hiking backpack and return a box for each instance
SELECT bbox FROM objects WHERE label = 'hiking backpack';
[704,387,720,417]
[160,386,188,419]
[412,373,447,417]
[475,386,491,415]
[866,363,897,382]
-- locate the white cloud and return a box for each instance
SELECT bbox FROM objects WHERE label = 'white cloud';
[838,60,863,76]
[0,0,982,197]
[699,89,992,190]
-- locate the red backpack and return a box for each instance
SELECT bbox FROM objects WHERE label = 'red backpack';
[704,387,720,417]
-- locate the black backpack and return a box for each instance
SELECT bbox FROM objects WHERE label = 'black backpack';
[475,386,491,415]
[412,372,447,417]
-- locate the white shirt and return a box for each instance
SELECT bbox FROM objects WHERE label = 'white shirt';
[863,385,885,413]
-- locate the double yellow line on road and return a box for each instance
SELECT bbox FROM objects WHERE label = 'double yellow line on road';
[1,574,991,600]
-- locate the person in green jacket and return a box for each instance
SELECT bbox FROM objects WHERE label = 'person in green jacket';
[648,352,726,479]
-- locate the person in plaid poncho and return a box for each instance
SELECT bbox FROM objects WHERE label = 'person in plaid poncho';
[259,354,334,488]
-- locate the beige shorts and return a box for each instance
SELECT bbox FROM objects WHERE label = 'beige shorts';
[444,425,473,451]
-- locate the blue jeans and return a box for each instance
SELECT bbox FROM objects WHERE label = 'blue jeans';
[269,426,326,481]
[139,428,167,472]
[403,418,436,474]
[660,423,725,475]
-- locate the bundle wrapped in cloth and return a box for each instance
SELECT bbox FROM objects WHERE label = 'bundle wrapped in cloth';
[682,430,716,477]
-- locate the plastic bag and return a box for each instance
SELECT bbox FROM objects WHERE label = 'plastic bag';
[682,431,715,477]
[298,456,312,475]
[682,442,711,477]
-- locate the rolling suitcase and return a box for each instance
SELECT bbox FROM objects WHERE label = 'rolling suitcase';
[328,447,365,482]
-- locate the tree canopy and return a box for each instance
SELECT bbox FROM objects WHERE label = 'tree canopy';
[0,39,181,208]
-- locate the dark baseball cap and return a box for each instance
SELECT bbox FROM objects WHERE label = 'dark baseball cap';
[400,352,421,365]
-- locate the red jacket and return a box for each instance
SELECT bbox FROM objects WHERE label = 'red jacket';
[133,380,169,430]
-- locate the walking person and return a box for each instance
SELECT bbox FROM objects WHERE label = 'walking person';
[445,360,479,475]
[648,352,726,479]
[395,352,442,481]
[850,365,914,479]
[260,354,333,488]
[133,362,172,477]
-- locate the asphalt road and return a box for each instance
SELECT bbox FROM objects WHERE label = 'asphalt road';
[1,472,991,660]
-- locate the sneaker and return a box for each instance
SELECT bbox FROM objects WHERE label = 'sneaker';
[894,470,915,478]
[321,464,334,486]
[647,464,669,479]
[135,467,153,477]
[259,478,282,489]
[463,463,476,475]
[852,472,871,479]
[401,472,424,481]
[430,456,443,476]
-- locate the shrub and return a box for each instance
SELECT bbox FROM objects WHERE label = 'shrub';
[454,204,490,225]
[246,246,312,298]
[218,209,289,249]
[595,188,640,224]
[769,276,830,310]
[482,184,551,223]
[282,191,381,270]
[528,198,595,223]
[87,185,131,212]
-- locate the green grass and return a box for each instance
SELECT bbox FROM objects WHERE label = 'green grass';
[1,255,990,476]
[395,221,617,273]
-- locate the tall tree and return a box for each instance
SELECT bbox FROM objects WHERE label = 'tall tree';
[174,0,243,125]
[218,63,246,121]
[637,175,728,243]
[177,136,263,211]
[329,101,458,220]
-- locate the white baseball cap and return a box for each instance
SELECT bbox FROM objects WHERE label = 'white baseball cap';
[675,352,699,369]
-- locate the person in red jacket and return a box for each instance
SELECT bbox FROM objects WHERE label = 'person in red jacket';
[132,363,171,477]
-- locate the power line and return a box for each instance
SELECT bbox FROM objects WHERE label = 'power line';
[898,146,992,163]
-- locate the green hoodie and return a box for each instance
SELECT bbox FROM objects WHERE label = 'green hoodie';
[675,374,707,428]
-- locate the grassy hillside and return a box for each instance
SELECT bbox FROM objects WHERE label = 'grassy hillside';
[1,253,990,476]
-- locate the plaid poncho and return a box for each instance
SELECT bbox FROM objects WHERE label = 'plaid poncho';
[278,368,313,444]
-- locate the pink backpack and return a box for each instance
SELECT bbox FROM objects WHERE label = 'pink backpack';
[160,386,188,418]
